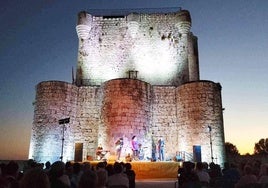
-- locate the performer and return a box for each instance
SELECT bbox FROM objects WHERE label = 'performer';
[158,137,165,161]
[96,144,109,161]
[151,140,157,161]
[115,138,124,161]
[138,143,144,160]
[131,136,139,160]
[96,144,103,160]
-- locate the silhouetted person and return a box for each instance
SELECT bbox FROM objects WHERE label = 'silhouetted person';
[124,163,135,188]
[178,161,200,188]
[49,161,70,188]
[78,170,98,188]
[107,162,129,187]
[20,167,50,188]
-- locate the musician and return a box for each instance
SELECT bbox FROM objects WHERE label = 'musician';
[158,137,165,161]
[96,144,109,161]
[115,138,124,160]
[152,140,157,161]
[131,136,139,159]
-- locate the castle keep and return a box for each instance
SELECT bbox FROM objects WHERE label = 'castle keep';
[30,9,226,165]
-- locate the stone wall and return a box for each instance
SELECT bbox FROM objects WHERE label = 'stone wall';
[101,79,152,158]
[31,80,225,166]
[30,81,78,162]
[30,9,225,165]
[76,10,199,86]
[75,86,102,160]
[176,81,226,164]
[151,86,178,160]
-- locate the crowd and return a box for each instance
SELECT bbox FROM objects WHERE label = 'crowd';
[1,158,268,188]
[0,160,135,188]
[178,160,268,188]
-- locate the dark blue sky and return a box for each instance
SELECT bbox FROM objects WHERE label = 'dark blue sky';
[1,0,268,159]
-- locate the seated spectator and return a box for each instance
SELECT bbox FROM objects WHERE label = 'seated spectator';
[65,161,73,181]
[70,162,82,188]
[96,162,108,188]
[105,164,114,176]
[178,161,200,188]
[4,161,19,188]
[49,161,70,188]
[221,162,240,188]
[78,170,98,188]
[0,175,8,188]
[124,163,135,188]
[208,162,222,187]
[107,162,129,188]
[44,161,51,174]
[82,162,92,172]
[195,162,210,185]
[235,165,257,188]
[20,167,50,188]
[258,163,268,185]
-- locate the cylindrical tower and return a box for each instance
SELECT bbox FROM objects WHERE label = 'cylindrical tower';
[176,81,226,166]
[101,79,152,160]
[29,81,78,163]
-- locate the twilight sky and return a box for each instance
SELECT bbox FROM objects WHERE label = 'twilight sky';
[0,0,267,160]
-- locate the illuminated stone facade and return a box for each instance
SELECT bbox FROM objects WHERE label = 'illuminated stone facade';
[30,9,226,166]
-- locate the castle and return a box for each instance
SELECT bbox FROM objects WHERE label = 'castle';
[29,8,226,166]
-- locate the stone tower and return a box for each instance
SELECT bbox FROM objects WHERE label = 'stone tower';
[29,8,226,166]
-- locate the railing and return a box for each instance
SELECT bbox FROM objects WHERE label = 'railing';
[176,151,193,162]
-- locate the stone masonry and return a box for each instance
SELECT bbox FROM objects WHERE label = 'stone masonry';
[30,8,226,166]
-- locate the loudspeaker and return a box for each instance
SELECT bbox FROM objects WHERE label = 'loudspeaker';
[193,145,201,162]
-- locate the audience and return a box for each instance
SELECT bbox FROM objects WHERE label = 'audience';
[19,167,50,188]
[3,157,268,188]
[235,165,257,188]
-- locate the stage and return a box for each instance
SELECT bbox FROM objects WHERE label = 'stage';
[88,160,180,180]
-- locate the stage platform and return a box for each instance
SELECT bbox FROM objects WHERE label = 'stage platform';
[87,161,180,180]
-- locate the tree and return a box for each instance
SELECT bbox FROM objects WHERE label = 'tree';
[225,142,240,156]
[254,138,268,155]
